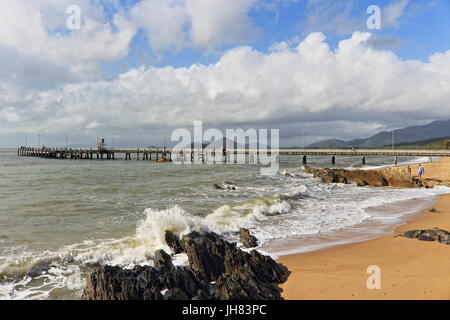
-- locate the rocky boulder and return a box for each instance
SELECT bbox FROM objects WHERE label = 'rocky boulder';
[400,228,450,245]
[82,255,210,300]
[239,228,258,248]
[153,249,174,269]
[82,231,290,300]
[165,230,184,254]
[213,182,237,190]
[303,166,448,188]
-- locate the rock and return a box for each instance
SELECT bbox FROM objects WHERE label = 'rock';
[181,231,231,281]
[181,232,289,299]
[82,253,210,300]
[281,172,301,178]
[163,288,189,300]
[154,249,173,269]
[82,231,290,300]
[165,230,184,254]
[213,182,236,190]
[213,183,223,190]
[223,181,237,190]
[214,250,289,300]
[321,172,348,184]
[400,228,450,245]
[303,166,448,188]
[82,265,142,300]
[239,228,258,248]
[192,289,212,300]
[428,208,440,213]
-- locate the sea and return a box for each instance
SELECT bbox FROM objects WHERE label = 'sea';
[0,148,449,299]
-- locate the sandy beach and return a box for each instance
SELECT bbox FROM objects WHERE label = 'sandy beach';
[279,157,450,300]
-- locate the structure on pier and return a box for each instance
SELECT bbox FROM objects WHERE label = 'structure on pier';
[97,138,107,151]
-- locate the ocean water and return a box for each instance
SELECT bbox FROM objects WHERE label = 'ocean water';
[0,148,448,300]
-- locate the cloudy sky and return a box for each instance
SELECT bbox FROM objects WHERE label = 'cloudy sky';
[0,0,448,148]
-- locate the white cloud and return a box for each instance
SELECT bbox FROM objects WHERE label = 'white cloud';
[0,1,447,146]
[0,1,48,56]
[0,107,21,123]
[303,0,412,36]
[0,0,136,79]
[303,0,364,36]
[2,32,448,145]
[129,0,259,52]
[383,0,410,28]
[186,0,258,49]
[130,0,189,52]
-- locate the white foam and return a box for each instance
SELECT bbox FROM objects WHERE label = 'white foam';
[360,156,430,170]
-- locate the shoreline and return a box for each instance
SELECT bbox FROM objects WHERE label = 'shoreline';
[360,155,432,170]
[277,157,450,299]
[261,195,441,258]
[261,156,449,258]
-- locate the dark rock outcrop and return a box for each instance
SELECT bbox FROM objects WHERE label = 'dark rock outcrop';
[213,183,224,190]
[82,258,210,300]
[154,249,173,268]
[82,231,289,300]
[281,172,300,178]
[400,228,450,245]
[165,230,184,254]
[321,171,349,184]
[428,208,440,213]
[239,228,258,248]
[213,182,237,190]
[163,288,190,300]
[214,250,289,300]
[303,166,449,188]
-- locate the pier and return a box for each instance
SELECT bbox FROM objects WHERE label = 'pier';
[17,147,172,161]
[17,147,450,163]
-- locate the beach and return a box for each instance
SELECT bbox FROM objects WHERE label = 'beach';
[279,157,450,300]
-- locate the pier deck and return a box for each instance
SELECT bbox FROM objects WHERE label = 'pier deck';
[17,147,450,163]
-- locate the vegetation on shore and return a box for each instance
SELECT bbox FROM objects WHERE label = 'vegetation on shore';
[379,138,450,150]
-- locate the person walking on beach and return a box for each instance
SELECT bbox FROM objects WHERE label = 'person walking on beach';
[418,165,425,179]
[407,165,411,175]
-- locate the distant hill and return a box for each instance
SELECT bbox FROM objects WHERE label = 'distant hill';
[421,139,450,150]
[205,137,269,149]
[308,120,450,149]
[305,138,351,149]
[206,137,245,149]
[174,138,241,149]
[383,137,450,150]
[382,136,450,148]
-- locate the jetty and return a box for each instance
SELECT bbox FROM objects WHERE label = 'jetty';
[16,146,450,164]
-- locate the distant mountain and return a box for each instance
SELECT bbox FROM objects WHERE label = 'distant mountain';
[305,138,351,149]
[171,137,270,149]
[308,120,450,149]
[206,137,245,149]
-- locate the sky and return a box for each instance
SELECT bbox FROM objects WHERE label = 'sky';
[0,0,449,148]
